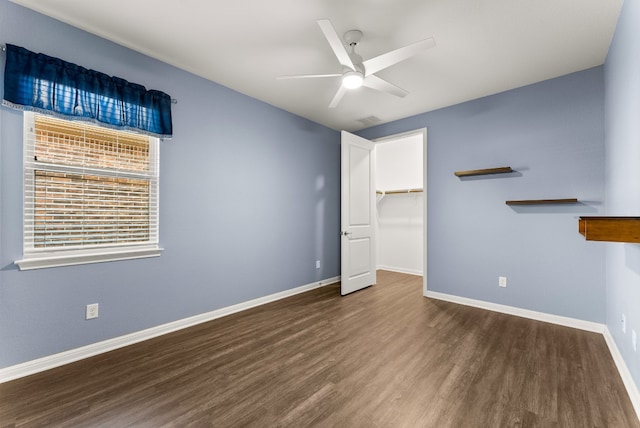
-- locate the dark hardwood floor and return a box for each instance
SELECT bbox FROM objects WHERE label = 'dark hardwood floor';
[1,270,638,427]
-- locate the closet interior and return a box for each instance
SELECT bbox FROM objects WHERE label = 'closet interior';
[375,134,424,276]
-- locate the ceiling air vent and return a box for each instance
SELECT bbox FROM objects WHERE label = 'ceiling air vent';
[357,115,381,127]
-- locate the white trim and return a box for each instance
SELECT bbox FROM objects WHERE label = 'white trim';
[603,326,640,421]
[0,276,340,383]
[377,265,423,276]
[425,290,604,333]
[15,247,163,270]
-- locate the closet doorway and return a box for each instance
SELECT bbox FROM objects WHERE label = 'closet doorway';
[374,129,427,295]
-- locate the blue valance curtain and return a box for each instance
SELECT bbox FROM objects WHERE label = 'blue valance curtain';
[2,44,173,138]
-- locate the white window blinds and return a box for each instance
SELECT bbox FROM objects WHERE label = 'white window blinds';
[17,112,161,270]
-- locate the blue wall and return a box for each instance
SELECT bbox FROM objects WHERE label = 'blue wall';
[605,0,640,389]
[0,0,340,368]
[359,68,606,323]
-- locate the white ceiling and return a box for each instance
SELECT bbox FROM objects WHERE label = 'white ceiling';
[10,0,622,131]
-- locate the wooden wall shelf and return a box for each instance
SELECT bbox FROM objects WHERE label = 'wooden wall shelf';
[506,198,579,206]
[455,167,513,177]
[579,217,640,243]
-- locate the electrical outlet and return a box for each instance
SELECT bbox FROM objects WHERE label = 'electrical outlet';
[498,276,507,288]
[316,260,321,269]
[633,330,637,352]
[86,303,99,320]
[622,314,626,334]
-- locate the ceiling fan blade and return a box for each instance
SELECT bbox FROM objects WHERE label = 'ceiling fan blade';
[329,85,348,109]
[277,73,341,80]
[362,75,408,98]
[363,37,436,76]
[317,19,356,71]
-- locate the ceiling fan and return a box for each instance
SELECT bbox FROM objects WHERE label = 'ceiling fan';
[278,19,436,108]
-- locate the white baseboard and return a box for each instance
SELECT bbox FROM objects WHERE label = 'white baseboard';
[377,265,423,276]
[426,290,640,423]
[0,276,340,383]
[603,326,640,421]
[425,290,604,333]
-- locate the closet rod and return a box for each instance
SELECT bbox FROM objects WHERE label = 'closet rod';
[376,188,423,195]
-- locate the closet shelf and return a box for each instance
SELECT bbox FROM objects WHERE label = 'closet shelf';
[579,217,640,243]
[505,198,579,206]
[454,167,513,177]
[376,188,423,195]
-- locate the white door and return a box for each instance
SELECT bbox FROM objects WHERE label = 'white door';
[341,131,376,295]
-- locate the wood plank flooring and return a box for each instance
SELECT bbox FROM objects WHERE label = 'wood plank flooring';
[1,270,638,427]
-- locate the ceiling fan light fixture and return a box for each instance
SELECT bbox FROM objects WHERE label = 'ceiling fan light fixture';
[342,70,364,89]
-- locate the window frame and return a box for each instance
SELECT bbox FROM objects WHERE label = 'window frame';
[15,112,163,271]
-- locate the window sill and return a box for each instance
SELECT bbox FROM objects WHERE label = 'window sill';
[15,247,163,271]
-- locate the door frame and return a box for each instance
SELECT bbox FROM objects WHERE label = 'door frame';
[373,127,428,296]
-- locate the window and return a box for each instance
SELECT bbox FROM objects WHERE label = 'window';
[15,112,162,270]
